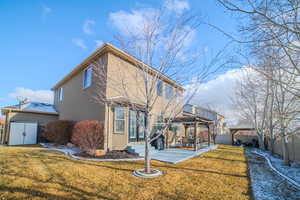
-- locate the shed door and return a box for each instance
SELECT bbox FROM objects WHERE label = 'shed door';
[8,122,37,145]
[24,123,38,145]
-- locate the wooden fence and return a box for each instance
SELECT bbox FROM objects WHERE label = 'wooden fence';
[272,134,300,164]
[0,125,4,143]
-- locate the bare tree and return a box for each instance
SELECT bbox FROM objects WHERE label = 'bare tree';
[217,0,300,165]
[273,66,299,165]
[233,68,270,149]
[217,0,300,96]
[87,7,228,174]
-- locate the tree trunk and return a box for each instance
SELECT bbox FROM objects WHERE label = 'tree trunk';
[144,135,151,173]
[269,137,275,156]
[258,134,265,150]
[282,134,290,166]
[144,112,151,174]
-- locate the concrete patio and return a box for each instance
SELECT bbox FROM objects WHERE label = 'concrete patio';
[128,144,218,164]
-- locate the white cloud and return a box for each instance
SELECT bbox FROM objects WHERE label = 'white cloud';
[109,8,159,37]
[95,40,104,48]
[72,38,87,50]
[42,4,52,18]
[164,0,190,14]
[189,68,252,125]
[83,19,96,35]
[9,88,53,104]
[109,2,195,54]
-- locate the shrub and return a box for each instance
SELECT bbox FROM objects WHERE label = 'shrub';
[71,120,104,156]
[44,120,74,144]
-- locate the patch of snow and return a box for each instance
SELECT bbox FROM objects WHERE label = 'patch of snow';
[40,143,83,155]
[246,151,300,200]
[23,102,57,113]
[254,149,300,185]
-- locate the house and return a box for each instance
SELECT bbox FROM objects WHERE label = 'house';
[182,104,225,135]
[51,43,185,151]
[0,102,58,145]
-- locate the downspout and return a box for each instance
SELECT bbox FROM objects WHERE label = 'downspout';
[106,103,110,152]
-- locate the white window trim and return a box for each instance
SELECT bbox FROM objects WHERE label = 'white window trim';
[83,66,93,89]
[129,110,137,138]
[114,107,125,133]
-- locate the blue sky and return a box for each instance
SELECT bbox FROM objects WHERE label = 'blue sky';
[0,0,240,118]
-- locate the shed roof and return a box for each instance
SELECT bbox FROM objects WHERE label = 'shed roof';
[2,102,58,115]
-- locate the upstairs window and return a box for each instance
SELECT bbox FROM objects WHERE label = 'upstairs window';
[157,79,163,96]
[59,87,64,101]
[114,107,125,133]
[165,83,174,100]
[175,88,181,103]
[83,66,93,88]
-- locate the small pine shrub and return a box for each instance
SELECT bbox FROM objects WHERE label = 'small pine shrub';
[44,120,74,144]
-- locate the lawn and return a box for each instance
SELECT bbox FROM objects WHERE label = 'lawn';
[0,145,252,200]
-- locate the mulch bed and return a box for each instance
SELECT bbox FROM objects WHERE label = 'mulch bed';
[74,150,140,159]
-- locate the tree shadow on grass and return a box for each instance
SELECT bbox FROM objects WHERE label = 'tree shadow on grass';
[200,155,247,163]
[0,186,74,200]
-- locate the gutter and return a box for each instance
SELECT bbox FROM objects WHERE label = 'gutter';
[1,108,59,116]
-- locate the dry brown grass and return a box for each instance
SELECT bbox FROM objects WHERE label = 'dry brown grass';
[0,145,252,200]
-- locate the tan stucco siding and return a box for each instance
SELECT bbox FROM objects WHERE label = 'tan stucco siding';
[105,53,184,150]
[7,112,58,125]
[106,52,183,118]
[54,54,108,122]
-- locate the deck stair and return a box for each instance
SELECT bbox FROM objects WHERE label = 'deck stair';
[126,144,159,157]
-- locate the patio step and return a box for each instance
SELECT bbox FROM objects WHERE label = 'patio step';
[126,144,159,157]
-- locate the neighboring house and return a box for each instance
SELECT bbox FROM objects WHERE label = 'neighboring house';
[179,104,226,145]
[1,102,58,145]
[182,104,225,134]
[52,43,185,151]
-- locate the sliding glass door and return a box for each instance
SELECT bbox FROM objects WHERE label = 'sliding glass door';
[129,110,145,142]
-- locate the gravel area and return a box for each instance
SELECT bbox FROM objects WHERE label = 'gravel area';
[247,151,300,200]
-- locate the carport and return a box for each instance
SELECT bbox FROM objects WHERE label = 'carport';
[229,126,256,145]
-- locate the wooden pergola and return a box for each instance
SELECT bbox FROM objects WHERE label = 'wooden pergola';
[168,116,214,151]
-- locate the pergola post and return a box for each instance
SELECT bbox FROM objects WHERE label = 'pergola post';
[207,124,211,146]
[166,129,169,149]
[194,122,197,151]
[184,124,188,137]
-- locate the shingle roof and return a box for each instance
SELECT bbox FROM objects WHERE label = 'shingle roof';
[52,43,184,90]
